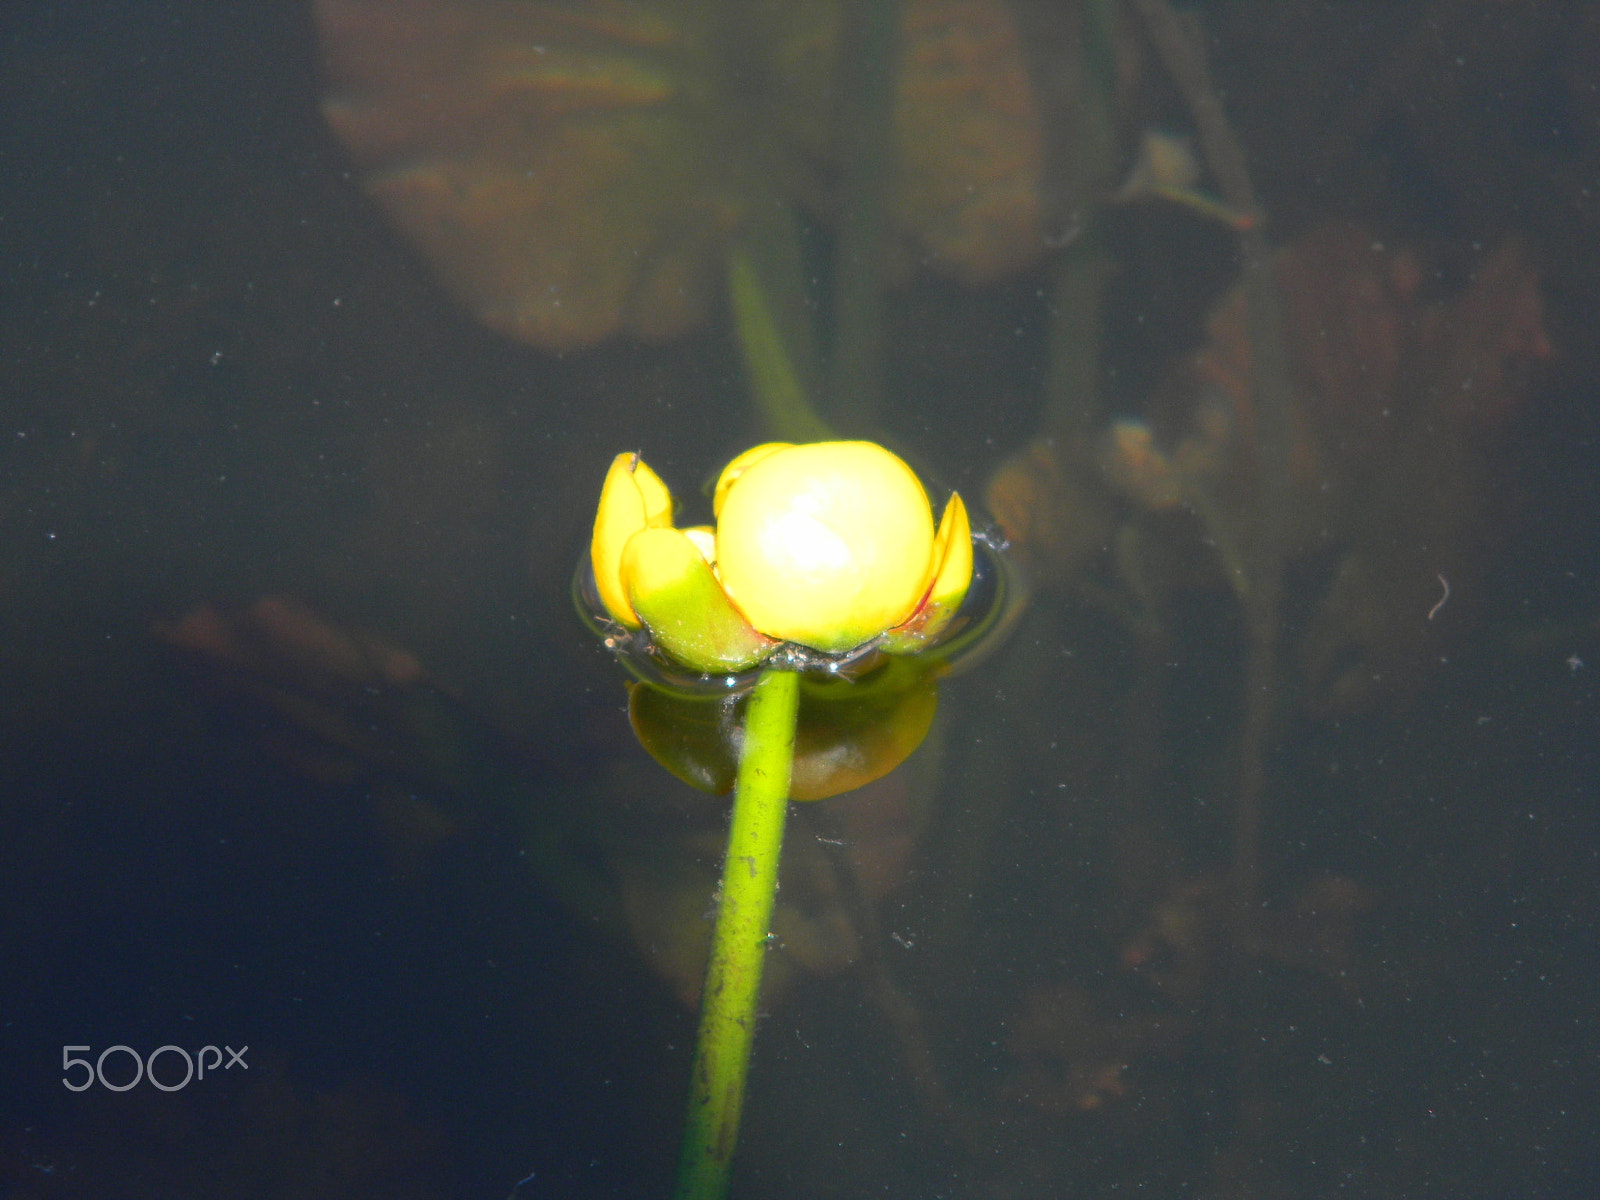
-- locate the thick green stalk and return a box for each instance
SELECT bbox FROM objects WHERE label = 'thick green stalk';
[673,667,800,1200]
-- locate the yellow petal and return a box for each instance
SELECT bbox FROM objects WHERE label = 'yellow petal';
[712,442,793,518]
[622,527,775,673]
[591,452,673,627]
[715,441,934,653]
[882,490,972,652]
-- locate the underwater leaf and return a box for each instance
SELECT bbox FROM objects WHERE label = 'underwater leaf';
[316,0,1047,350]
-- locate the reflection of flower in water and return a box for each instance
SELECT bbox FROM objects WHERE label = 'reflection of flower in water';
[315,0,1044,349]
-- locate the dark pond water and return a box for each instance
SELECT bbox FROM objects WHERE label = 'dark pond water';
[2,3,1596,1197]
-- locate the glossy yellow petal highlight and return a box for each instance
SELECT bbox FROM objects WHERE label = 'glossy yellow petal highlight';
[715,442,935,653]
[930,492,974,612]
[592,452,673,627]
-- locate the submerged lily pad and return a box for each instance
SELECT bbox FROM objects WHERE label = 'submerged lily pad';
[316,0,1045,350]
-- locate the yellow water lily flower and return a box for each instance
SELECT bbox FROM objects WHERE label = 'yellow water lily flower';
[590,442,972,673]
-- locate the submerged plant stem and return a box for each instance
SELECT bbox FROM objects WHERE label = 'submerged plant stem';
[727,243,834,444]
[827,0,898,434]
[673,667,800,1200]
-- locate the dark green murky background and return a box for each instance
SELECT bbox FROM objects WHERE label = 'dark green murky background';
[2,3,1597,1197]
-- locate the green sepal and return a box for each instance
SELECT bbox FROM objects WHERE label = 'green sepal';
[623,527,775,674]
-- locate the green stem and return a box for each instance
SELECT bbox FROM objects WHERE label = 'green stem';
[673,667,800,1200]
[726,248,834,444]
